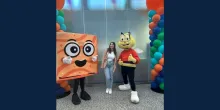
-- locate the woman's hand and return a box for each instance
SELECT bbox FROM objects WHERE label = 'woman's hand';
[113,65,116,72]
[100,64,104,69]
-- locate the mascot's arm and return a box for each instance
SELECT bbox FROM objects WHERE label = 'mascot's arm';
[132,50,140,64]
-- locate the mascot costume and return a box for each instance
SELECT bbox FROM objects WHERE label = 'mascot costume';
[118,32,140,104]
[56,32,98,105]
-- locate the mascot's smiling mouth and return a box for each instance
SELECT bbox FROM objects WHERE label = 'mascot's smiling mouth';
[122,43,130,46]
[75,59,87,67]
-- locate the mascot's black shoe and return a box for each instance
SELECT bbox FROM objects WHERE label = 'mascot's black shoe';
[72,93,81,105]
[80,91,91,100]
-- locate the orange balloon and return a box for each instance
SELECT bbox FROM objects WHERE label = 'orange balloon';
[151,75,156,80]
[58,30,64,32]
[151,69,158,77]
[157,7,164,15]
[56,0,65,10]
[146,0,164,10]
[56,23,60,31]
[159,58,164,65]
[149,22,157,29]
[149,30,153,35]
[152,14,161,23]
[154,64,163,72]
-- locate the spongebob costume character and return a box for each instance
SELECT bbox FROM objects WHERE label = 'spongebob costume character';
[118,32,140,104]
[56,32,98,105]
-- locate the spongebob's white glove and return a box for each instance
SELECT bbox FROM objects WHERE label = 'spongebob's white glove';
[92,55,98,62]
[62,56,72,64]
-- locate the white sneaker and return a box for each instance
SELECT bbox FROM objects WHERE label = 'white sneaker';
[106,88,109,94]
[131,91,139,104]
[108,89,112,94]
[118,84,131,91]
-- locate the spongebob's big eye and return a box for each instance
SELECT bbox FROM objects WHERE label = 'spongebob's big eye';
[64,43,80,57]
[83,43,95,56]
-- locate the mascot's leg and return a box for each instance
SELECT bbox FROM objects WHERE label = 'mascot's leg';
[127,67,139,104]
[79,77,91,100]
[71,79,81,105]
[118,66,131,90]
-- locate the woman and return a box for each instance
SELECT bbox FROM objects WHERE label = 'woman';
[101,42,117,94]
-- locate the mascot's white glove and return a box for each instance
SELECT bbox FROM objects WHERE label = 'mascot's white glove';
[62,56,72,64]
[92,55,98,62]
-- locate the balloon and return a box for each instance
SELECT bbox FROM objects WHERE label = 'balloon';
[58,30,64,32]
[152,14,161,23]
[159,58,164,65]
[158,20,164,28]
[161,28,164,32]
[57,16,64,25]
[149,22,157,30]
[158,32,164,41]
[148,10,156,18]
[154,52,162,60]
[151,69,158,77]
[149,18,152,23]
[56,0,65,10]
[159,82,164,90]
[56,10,59,16]
[161,40,164,45]
[158,45,164,53]
[151,75,156,81]
[150,46,157,53]
[58,10,64,17]
[146,0,164,10]
[149,35,157,41]
[56,23,60,31]
[153,39,162,48]
[154,64,163,72]
[151,58,158,65]
[151,82,158,89]
[60,24,66,31]
[157,7,164,15]
[149,30,153,35]
[161,14,164,20]
[150,42,153,47]
[156,77,162,84]
[162,54,164,58]
[150,52,154,58]
[151,64,154,69]
[159,71,164,77]
[153,27,161,35]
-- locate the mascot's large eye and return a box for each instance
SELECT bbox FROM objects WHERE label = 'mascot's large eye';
[83,43,95,56]
[127,38,129,40]
[64,43,80,57]
[121,37,124,41]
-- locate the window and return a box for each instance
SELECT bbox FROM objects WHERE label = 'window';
[63,0,82,10]
[130,0,147,10]
[87,0,127,10]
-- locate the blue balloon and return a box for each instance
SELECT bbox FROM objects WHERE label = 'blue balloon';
[149,35,157,41]
[156,77,162,84]
[148,10,156,18]
[158,45,164,53]
[161,14,164,20]
[56,10,59,16]
[60,24,67,31]
[158,20,164,28]
[154,52,162,60]
[149,18,152,23]
[151,81,158,89]
[150,42,153,46]
[159,71,164,77]
[57,16,64,25]
[151,64,154,69]
[153,27,161,35]
[160,78,164,84]
[151,58,158,66]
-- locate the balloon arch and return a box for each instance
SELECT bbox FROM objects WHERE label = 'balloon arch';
[147,0,164,93]
[56,0,71,99]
